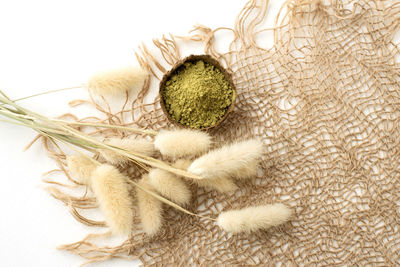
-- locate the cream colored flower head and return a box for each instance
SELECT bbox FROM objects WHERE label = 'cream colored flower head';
[87,66,147,96]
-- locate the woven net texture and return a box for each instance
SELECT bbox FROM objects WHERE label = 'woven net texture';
[51,0,400,266]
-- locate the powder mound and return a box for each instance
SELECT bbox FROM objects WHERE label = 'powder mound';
[162,60,234,129]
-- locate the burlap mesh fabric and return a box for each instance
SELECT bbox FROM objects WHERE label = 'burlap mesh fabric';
[57,0,400,265]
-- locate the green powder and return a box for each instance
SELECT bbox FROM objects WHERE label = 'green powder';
[162,60,234,129]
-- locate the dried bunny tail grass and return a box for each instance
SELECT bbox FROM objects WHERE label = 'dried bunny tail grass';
[100,137,155,165]
[91,164,134,235]
[154,129,212,158]
[235,161,259,179]
[148,168,191,206]
[174,159,237,193]
[66,155,97,186]
[87,66,147,96]
[217,204,292,234]
[195,177,238,193]
[173,159,192,170]
[137,175,163,236]
[188,139,263,179]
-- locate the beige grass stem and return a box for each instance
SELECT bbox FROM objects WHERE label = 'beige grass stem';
[0,90,208,217]
[12,86,81,102]
[0,97,203,180]
[51,119,158,136]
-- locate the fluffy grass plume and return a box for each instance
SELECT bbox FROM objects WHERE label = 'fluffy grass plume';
[100,137,155,165]
[174,159,237,193]
[196,178,238,193]
[235,161,259,179]
[154,129,212,158]
[217,204,292,234]
[66,155,97,185]
[91,164,134,235]
[137,175,163,236]
[87,66,147,96]
[148,168,191,205]
[188,139,263,179]
[173,159,192,170]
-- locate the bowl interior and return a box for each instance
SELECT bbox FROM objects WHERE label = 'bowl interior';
[159,54,236,130]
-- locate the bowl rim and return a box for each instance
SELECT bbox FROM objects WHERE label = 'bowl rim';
[159,54,237,131]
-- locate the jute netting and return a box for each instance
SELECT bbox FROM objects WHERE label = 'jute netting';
[50,0,400,265]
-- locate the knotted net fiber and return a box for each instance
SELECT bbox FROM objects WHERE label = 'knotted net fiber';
[49,0,400,265]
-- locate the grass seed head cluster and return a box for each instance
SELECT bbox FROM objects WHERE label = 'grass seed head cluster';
[70,127,291,236]
[87,66,147,96]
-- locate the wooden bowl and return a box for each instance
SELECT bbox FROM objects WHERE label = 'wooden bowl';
[159,54,236,130]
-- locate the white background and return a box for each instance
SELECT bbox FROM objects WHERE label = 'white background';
[0,1,284,266]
